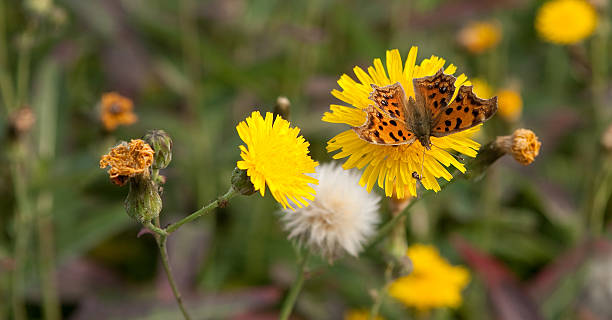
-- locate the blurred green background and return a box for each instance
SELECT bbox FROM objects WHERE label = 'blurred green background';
[1,0,612,319]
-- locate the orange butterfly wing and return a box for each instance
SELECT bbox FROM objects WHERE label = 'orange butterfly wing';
[413,68,456,116]
[352,106,415,145]
[431,85,497,136]
[368,82,409,120]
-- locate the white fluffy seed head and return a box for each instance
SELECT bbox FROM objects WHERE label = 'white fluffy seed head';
[281,162,381,262]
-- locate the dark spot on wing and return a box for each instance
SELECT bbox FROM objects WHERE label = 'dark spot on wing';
[439,86,447,93]
[436,127,441,130]
[374,131,380,137]
[440,98,447,106]
[389,132,399,142]
[391,102,398,107]
[445,127,449,132]
[398,130,403,136]
[381,100,388,106]
[389,120,397,126]
[394,110,401,116]
[429,93,436,99]
[378,125,383,130]
[456,95,463,102]
[472,110,479,116]
[377,112,383,119]
[455,118,462,129]
[433,101,438,108]
[382,121,388,126]
[456,105,462,111]
[445,120,452,126]
[445,108,453,115]
[464,107,469,113]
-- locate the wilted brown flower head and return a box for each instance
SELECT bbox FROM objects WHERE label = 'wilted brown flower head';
[99,139,154,186]
[601,123,612,151]
[100,92,137,131]
[8,107,36,138]
[495,128,542,165]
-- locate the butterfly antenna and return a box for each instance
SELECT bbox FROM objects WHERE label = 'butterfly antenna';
[420,147,425,180]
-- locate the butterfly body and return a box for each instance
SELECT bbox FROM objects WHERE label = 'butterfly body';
[352,68,497,150]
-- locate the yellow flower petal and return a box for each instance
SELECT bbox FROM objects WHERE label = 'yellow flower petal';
[236,111,319,210]
[322,48,486,197]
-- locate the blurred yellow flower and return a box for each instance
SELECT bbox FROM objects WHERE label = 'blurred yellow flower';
[470,78,494,99]
[236,111,318,210]
[322,48,482,198]
[100,92,138,131]
[344,309,383,320]
[457,21,502,54]
[535,0,598,45]
[497,89,523,122]
[389,244,470,311]
[100,139,154,186]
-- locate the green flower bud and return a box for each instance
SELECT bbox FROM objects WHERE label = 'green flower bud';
[143,129,172,169]
[125,175,162,223]
[231,167,256,196]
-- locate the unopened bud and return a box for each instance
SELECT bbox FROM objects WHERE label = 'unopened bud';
[125,175,162,223]
[143,130,172,169]
[231,167,255,196]
[274,96,291,120]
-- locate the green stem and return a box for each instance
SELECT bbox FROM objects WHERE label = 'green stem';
[10,147,31,320]
[146,221,168,237]
[166,187,238,234]
[36,193,61,320]
[279,250,311,320]
[0,0,14,113]
[369,262,393,320]
[152,219,191,320]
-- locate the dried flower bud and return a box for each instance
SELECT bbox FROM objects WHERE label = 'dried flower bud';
[8,107,36,140]
[273,96,291,120]
[143,130,172,169]
[100,92,137,131]
[602,124,612,151]
[230,167,256,196]
[100,139,154,186]
[495,129,542,165]
[125,175,162,223]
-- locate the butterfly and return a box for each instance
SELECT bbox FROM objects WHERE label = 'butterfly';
[352,68,497,151]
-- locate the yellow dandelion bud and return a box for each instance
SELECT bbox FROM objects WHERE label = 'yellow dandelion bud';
[495,129,542,165]
[457,21,502,54]
[535,0,598,45]
[497,89,523,122]
[389,244,470,311]
[100,92,138,131]
[236,111,318,210]
[100,139,155,186]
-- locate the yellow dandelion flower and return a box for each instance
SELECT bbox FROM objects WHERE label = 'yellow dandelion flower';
[344,309,384,320]
[497,89,523,122]
[457,21,502,54]
[236,111,318,210]
[100,92,138,131]
[99,139,155,186]
[535,0,598,45]
[470,78,494,99]
[389,244,470,311]
[322,48,484,198]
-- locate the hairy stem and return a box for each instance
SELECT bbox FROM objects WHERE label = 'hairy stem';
[166,187,238,234]
[154,220,191,320]
[279,250,310,320]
